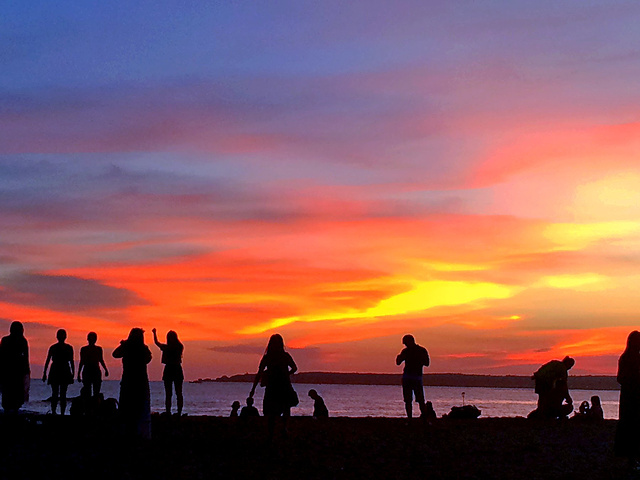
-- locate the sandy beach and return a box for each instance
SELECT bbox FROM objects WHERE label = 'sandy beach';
[0,415,628,480]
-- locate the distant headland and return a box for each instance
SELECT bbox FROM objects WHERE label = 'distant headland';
[191,372,620,390]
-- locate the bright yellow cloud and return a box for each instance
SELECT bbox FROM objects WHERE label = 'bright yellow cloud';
[536,273,611,291]
[544,221,640,250]
[237,280,518,335]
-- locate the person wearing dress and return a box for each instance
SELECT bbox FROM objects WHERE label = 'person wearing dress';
[250,334,298,438]
[0,321,30,414]
[113,328,152,439]
[152,328,184,416]
[615,331,640,471]
[42,329,74,415]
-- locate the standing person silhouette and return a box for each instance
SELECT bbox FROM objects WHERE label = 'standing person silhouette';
[42,329,74,415]
[78,332,109,399]
[113,328,152,439]
[615,331,640,471]
[249,334,298,438]
[396,334,430,418]
[0,321,30,414]
[152,328,184,416]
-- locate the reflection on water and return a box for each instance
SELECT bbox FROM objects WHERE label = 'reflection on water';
[20,380,621,419]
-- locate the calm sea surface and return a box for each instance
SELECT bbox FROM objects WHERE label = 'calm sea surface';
[20,380,622,419]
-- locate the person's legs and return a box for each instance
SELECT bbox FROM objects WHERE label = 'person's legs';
[93,379,102,396]
[175,379,183,416]
[414,383,427,417]
[164,379,173,414]
[60,384,68,415]
[402,381,413,418]
[282,408,291,436]
[51,384,59,414]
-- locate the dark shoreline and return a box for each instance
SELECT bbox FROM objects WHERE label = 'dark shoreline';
[0,414,626,480]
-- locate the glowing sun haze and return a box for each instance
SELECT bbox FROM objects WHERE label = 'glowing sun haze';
[2,1,640,380]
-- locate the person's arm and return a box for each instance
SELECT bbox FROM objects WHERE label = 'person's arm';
[144,347,152,365]
[287,353,298,375]
[24,340,30,374]
[424,349,430,368]
[42,348,52,382]
[69,346,75,379]
[77,349,84,382]
[249,357,266,398]
[112,341,125,358]
[396,350,405,366]
[99,347,109,377]
[152,328,165,350]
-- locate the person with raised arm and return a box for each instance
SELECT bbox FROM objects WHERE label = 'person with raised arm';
[42,329,74,415]
[249,334,298,438]
[152,328,184,416]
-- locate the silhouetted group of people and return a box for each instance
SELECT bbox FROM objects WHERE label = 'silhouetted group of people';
[0,322,183,440]
[5,321,640,471]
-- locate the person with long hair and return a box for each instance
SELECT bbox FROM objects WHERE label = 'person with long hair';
[249,334,298,438]
[113,328,152,439]
[0,321,30,414]
[42,329,74,415]
[615,330,640,471]
[152,328,184,416]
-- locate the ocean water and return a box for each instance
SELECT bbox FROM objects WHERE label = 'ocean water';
[20,380,622,419]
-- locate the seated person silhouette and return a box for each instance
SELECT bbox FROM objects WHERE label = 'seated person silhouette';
[230,400,241,417]
[588,395,604,421]
[240,397,260,417]
[308,389,329,418]
[528,356,575,419]
[423,400,437,420]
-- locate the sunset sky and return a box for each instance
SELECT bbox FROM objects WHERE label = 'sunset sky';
[3,1,640,380]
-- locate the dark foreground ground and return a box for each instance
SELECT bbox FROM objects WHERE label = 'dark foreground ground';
[0,415,632,480]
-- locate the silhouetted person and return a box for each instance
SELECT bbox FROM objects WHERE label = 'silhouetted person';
[249,334,298,438]
[152,328,184,416]
[396,334,430,418]
[423,401,437,420]
[240,397,260,417]
[78,332,109,400]
[615,331,640,470]
[230,400,241,417]
[113,328,152,439]
[42,329,74,415]
[529,356,574,419]
[588,395,603,421]
[0,321,30,414]
[308,389,328,418]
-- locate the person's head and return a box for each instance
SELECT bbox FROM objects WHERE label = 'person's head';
[625,331,640,354]
[402,334,416,347]
[127,328,145,344]
[591,395,601,407]
[87,331,97,345]
[308,389,318,399]
[167,330,180,345]
[9,321,24,337]
[56,329,67,342]
[562,356,575,370]
[579,401,590,415]
[232,401,240,410]
[266,334,285,355]
[246,397,254,406]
